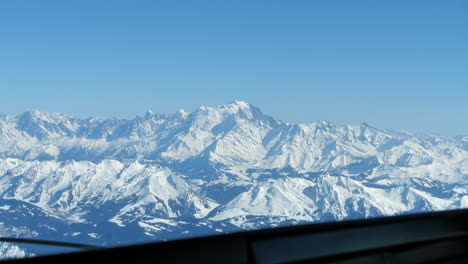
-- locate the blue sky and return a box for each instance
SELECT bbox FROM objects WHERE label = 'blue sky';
[0,0,467,136]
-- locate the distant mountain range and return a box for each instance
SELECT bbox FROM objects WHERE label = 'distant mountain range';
[0,101,467,256]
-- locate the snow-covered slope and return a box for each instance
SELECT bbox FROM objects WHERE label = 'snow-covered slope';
[0,101,466,249]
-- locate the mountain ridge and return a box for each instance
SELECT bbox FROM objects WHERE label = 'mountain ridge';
[0,101,466,255]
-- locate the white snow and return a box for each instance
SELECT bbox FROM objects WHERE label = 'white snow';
[0,101,466,236]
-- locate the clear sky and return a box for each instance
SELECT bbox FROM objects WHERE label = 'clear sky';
[0,0,467,136]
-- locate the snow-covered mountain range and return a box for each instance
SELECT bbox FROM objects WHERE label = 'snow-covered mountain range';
[0,101,467,254]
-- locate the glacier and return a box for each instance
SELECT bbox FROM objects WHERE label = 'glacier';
[0,101,466,255]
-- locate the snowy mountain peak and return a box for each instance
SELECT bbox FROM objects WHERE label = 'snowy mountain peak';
[19,110,54,123]
[217,100,253,116]
[173,109,189,119]
[144,109,155,119]
[228,100,251,109]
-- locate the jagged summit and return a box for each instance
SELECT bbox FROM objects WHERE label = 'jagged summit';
[225,100,256,113]
[19,109,65,122]
[228,99,251,107]
[144,109,155,119]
